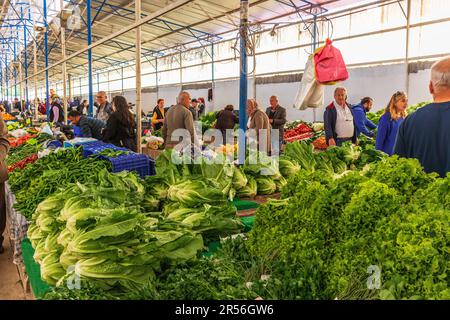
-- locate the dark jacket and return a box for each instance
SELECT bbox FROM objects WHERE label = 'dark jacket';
[152,106,165,131]
[102,112,137,152]
[324,102,357,145]
[49,103,64,123]
[189,106,198,121]
[266,106,287,140]
[352,103,377,137]
[216,109,238,133]
[78,116,106,140]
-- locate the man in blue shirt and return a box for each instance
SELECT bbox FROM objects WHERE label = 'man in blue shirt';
[352,97,377,138]
[394,57,450,178]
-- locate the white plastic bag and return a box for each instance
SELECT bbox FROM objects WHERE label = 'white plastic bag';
[293,54,324,110]
[41,123,54,136]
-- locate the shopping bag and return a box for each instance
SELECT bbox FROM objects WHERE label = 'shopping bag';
[314,39,349,85]
[293,55,324,110]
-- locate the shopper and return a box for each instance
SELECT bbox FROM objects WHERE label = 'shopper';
[216,105,238,144]
[375,91,407,156]
[248,99,271,154]
[0,116,10,254]
[324,87,357,147]
[95,91,112,122]
[49,98,64,125]
[198,97,206,117]
[13,98,21,112]
[102,96,137,152]
[190,98,199,121]
[49,88,59,104]
[152,99,165,131]
[266,95,287,150]
[352,97,377,138]
[394,57,450,177]
[39,99,47,115]
[78,100,89,115]
[162,91,196,149]
[68,110,106,140]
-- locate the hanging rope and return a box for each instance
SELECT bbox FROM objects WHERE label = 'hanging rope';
[231,22,262,76]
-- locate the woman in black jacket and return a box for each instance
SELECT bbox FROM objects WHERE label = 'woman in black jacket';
[216,105,238,144]
[103,96,137,152]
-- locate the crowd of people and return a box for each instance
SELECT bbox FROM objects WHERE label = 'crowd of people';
[0,56,450,253]
[324,56,450,178]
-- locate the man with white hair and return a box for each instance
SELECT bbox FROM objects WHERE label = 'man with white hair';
[324,87,357,146]
[394,56,450,177]
[95,91,112,121]
[162,91,196,149]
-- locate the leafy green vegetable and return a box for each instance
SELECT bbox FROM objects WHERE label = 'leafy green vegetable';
[166,178,228,207]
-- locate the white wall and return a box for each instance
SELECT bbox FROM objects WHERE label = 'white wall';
[120,62,433,121]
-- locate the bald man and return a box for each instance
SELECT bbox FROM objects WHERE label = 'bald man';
[162,91,196,149]
[394,56,450,177]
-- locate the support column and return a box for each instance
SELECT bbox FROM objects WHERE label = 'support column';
[405,0,411,94]
[13,34,17,100]
[136,0,142,153]
[179,52,183,90]
[121,66,124,94]
[155,57,159,99]
[44,0,50,120]
[211,43,215,112]
[5,56,8,103]
[33,39,38,120]
[238,0,249,164]
[0,62,2,102]
[312,14,318,123]
[252,37,256,100]
[61,21,68,123]
[87,0,94,116]
[68,73,72,101]
[22,7,29,110]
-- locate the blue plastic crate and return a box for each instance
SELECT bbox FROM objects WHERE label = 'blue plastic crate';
[80,141,129,158]
[98,152,154,178]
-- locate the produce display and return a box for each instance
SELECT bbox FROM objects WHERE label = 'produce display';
[6,133,53,167]
[2,113,16,121]
[247,156,449,300]
[10,148,111,219]
[27,169,205,290]
[8,133,36,147]
[7,154,38,173]
[6,101,447,301]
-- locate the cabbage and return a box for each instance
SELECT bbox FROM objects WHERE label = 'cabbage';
[167,178,227,207]
[232,167,248,190]
[237,176,258,198]
[275,176,287,192]
[279,158,301,178]
[256,176,277,195]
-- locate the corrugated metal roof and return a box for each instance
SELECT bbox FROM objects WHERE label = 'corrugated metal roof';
[1,0,386,82]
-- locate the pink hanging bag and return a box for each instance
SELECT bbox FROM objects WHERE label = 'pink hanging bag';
[314,39,349,85]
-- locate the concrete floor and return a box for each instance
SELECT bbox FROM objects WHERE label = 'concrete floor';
[0,221,33,300]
